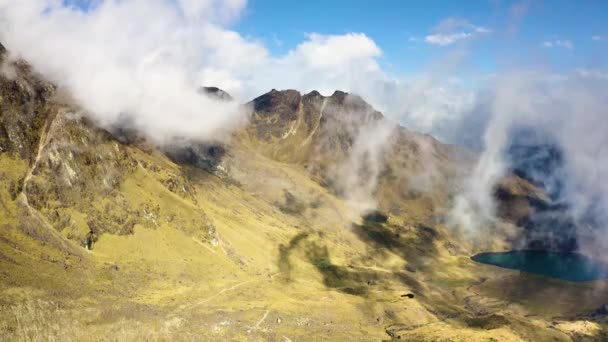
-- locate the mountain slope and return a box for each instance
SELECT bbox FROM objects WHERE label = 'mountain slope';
[1,46,607,341]
[242,89,470,221]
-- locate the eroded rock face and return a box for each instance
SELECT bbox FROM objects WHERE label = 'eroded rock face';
[24,112,142,237]
[0,54,57,161]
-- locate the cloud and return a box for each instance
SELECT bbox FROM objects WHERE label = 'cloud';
[241,32,385,98]
[419,17,491,46]
[575,68,608,80]
[474,27,492,34]
[542,39,574,49]
[447,70,608,253]
[176,0,246,23]
[592,35,605,42]
[432,17,478,32]
[0,0,265,144]
[286,33,381,70]
[331,114,395,213]
[425,32,472,46]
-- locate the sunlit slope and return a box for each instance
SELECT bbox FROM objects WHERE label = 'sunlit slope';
[1,49,608,341]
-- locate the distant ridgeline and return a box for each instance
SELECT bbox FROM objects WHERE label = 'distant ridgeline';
[505,126,578,251]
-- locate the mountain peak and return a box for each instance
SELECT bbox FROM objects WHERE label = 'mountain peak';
[0,42,6,60]
[267,88,300,95]
[331,90,348,98]
[200,86,233,101]
[306,90,321,97]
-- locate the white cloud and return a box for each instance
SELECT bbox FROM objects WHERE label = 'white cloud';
[425,32,472,46]
[474,26,492,34]
[286,33,381,70]
[241,32,386,98]
[418,17,491,46]
[176,0,246,23]
[0,0,264,144]
[592,35,605,42]
[433,17,474,32]
[542,39,574,49]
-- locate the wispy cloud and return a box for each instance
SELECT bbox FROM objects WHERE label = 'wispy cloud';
[474,26,492,34]
[425,32,472,46]
[271,33,283,47]
[542,39,574,49]
[415,17,491,47]
[592,35,605,42]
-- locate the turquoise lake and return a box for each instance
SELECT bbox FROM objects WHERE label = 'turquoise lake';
[471,250,608,282]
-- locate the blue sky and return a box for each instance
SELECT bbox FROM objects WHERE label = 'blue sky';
[234,0,607,75]
[62,0,607,77]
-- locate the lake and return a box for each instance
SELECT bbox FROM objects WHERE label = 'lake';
[472,250,608,282]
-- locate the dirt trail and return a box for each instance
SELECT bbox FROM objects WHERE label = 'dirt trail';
[253,310,270,329]
[178,272,281,312]
[21,114,52,206]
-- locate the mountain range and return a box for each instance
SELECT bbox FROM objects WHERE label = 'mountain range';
[1,43,606,341]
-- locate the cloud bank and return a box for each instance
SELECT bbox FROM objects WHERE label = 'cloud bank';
[0,0,260,144]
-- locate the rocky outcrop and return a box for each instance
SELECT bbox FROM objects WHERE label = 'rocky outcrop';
[248,89,383,145]
[200,86,233,101]
[0,55,57,162]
